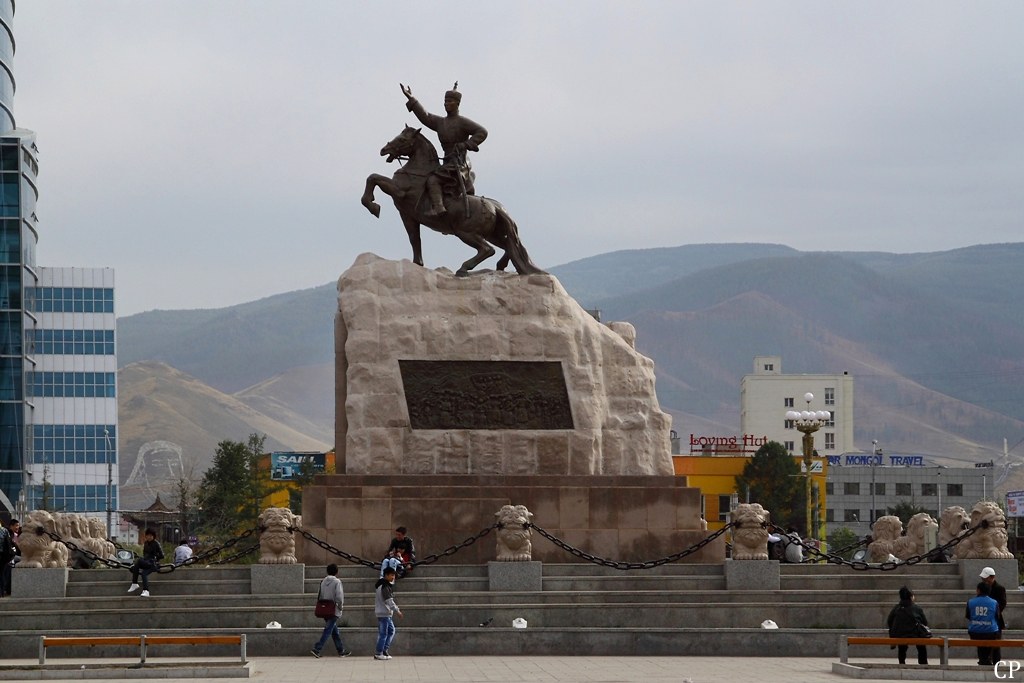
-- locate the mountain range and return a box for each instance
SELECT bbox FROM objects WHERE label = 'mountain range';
[116,242,1024,507]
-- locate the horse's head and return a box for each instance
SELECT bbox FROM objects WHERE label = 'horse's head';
[381,126,423,163]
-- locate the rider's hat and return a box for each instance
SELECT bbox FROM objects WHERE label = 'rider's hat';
[445,81,462,103]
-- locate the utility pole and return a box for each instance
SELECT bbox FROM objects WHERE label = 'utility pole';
[871,440,878,528]
[789,393,829,540]
[104,429,113,540]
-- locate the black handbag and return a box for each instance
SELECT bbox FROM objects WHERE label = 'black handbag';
[314,582,335,619]
[915,622,932,638]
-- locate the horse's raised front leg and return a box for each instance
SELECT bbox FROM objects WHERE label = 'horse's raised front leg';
[401,214,424,267]
[361,173,399,218]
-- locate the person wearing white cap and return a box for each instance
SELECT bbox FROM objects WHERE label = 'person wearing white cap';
[980,566,1007,664]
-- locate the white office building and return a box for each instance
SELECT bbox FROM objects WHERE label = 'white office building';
[740,356,854,456]
[24,268,118,533]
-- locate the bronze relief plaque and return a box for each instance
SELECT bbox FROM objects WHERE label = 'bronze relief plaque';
[399,360,574,430]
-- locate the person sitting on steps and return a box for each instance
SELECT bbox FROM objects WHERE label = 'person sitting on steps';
[127,528,163,597]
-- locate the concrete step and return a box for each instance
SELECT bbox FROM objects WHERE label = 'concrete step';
[66,580,252,597]
[66,567,252,583]
[0,598,997,631]
[780,574,964,590]
[780,563,960,575]
[542,575,725,591]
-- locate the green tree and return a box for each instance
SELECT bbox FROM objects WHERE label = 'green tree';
[826,526,861,560]
[735,441,806,530]
[199,440,250,535]
[886,499,929,528]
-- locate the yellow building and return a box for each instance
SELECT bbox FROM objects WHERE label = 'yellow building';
[673,454,827,536]
[260,451,335,510]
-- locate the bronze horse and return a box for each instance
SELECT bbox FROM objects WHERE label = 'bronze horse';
[361,126,544,276]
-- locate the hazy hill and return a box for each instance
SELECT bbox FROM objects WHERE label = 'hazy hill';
[547,243,799,307]
[118,361,330,510]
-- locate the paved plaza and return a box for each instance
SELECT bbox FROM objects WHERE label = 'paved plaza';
[0,656,998,683]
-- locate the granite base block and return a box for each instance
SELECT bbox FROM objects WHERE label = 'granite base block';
[723,559,780,591]
[488,561,542,592]
[12,567,68,598]
[957,558,1018,589]
[250,563,305,595]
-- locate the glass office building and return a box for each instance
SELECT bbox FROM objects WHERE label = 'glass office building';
[0,2,119,533]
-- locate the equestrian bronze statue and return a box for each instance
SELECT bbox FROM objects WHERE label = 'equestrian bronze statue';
[361,83,544,277]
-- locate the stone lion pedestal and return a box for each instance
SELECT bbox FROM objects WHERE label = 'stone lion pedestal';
[13,567,68,598]
[958,559,1018,590]
[723,559,780,591]
[488,561,542,592]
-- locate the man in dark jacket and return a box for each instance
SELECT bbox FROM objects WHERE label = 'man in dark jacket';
[387,527,416,576]
[981,567,1007,664]
[1,518,19,597]
[128,528,163,597]
[887,586,929,665]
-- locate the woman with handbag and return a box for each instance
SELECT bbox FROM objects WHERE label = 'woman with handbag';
[311,564,351,658]
[887,586,930,665]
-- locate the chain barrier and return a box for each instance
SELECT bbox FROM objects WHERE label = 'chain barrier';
[797,537,868,563]
[293,524,501,570]
[769,523,981,571]
[207,543,261,565]
[35,526,259,573]
[528,522,733,570]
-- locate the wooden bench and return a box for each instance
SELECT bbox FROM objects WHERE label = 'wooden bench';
[841,635,1024,666]
[38,635,246,665]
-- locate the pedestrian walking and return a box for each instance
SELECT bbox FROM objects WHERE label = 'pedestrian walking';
[886,586,929,665]
[967,581,1001,666]
[127,529,163,597]
[310,564,351,658]
[374,566,403,660]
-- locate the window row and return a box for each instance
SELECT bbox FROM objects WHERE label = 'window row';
[30,287,114,313]
[28,485,116,513]
[825,482,964,497]
[26,372,116,398]
[30,329,115,355]
[31,424,117,464]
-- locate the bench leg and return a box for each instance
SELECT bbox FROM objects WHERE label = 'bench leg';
[240,634,247,664]
[839,635,848,664]
[941,637,948,666]
[38,636,45,665]
[140,635,146,665]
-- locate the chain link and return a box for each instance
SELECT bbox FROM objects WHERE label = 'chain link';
[293,525,500,570]
[529,522,732,570]
[769,523,981,571]
[410,524,499,568]
[292,528,380,569]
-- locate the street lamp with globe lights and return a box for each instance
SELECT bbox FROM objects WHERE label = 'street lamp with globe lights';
[786,392,831,540]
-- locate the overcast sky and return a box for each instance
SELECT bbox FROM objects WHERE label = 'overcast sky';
[14,2,1024,316]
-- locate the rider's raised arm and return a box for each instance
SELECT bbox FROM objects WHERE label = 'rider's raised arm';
[460,117,488,152]
[405,97,442,132]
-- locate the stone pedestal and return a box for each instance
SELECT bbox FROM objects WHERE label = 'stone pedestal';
[724,559,780,591]
[13,567,68,598]
[251,563,305,595]
[488,561,542,592]
[958,558,1018,590]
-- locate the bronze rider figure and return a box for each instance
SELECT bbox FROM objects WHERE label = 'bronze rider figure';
[400,82,487,218]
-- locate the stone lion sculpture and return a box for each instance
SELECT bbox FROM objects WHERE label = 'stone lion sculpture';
[87,517,115,559]
[19,510,69,568]
[256,507,301,564]
[868,515,903,563]
[956,501,1013,560]
[731,503,770,560]
[939,506,970,548]
[495,505,534,561]
[892,513,938,560]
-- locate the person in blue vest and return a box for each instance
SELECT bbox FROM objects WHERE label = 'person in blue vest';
[967,581,1001,666]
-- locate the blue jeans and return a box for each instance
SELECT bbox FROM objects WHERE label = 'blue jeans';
[314,616,345,653]
[376,617,395,654]
[131,558,157,590]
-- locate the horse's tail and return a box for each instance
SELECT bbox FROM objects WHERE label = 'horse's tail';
[493,203,545,275]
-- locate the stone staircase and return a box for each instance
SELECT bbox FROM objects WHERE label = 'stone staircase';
[0,562,1018,657]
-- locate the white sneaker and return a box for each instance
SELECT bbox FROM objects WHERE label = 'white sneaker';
[140,590,150,597]
[374,654,388,660]
[128,583,139,593]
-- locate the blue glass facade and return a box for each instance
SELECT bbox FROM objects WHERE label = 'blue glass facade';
[32,425,116,464]
[31,329,115,355]
[27,372,116,398]
[27,485,117,513]
[31,287,113,313]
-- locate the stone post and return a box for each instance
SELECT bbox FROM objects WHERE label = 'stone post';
[251,564,306,594]
[13,566,68,598]
[723,559,780,591]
